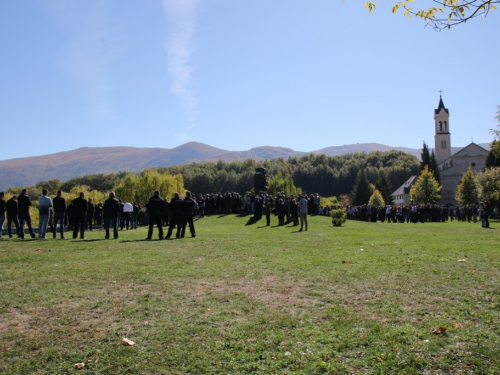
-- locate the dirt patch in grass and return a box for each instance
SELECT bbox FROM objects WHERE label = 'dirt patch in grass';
[184,276,320,312]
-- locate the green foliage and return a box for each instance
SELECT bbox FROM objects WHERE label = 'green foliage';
[351,168,373,206]
[420,142,440,184]
[60,173,122,192]
[330,208,347,226]
[369,189,385,207]
[485,140,500,168]
[430,150,441,184]
[367,0,500,30]
[410,166,442,205]
[35,179,61,193]
[320,196,339,207]
[267,172,298,197]
[114,169,185,203]
[420,142,431,171]
[476,166,500,205]
[375,170,392,205]
[455,167,479,206]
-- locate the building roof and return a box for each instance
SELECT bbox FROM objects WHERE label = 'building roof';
[391,175,418,197]
[451,142,489,158]
[434,96,449,115]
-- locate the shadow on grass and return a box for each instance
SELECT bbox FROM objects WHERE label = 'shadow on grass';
[245,216,262,226]
[120,238,164,242]
[73,239,105,242]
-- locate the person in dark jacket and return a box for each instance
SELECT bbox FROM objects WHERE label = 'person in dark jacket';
[6,195,21,238]
[181,191,196,238]
[53,190,67,239]
[146,190,165,240]
[86,198,95,231]
[18,189,36,239]
[0,192,5,238]
[166,192,184,239]
[103,192,121,239]
[72,192,88,239]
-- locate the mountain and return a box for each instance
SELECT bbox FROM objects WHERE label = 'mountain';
[0,142,490,191]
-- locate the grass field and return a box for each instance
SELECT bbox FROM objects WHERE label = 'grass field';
[1,215,499,374]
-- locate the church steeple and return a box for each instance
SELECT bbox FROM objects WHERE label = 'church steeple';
[434,93,451,164]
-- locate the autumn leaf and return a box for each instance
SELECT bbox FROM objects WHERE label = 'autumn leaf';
[431,327,447,334]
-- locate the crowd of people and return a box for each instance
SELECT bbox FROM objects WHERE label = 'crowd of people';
[345,203,496,228]
[0,189,197,240]
[1,188,496,240]
[0,189,325,240]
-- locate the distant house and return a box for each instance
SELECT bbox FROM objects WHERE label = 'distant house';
[390,175,417,205]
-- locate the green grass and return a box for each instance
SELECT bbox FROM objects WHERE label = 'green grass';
[1,215,499,374]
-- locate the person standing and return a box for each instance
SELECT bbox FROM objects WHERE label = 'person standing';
[6,195,21,238]
[482,201,490,228]
[298,193,308,232]
[263,197,271,226]
[122,202,133,230]
[103,192,121,239]
[18,189,36,239]
[0,192,5,238]
[53,190,67,239]
[166,192,184,239]
[146,190,165,240]
[38,189,53,239]
[181,191,196,238]
[86,198,95,231]
[131,202,139,229]
[72,192,88,239]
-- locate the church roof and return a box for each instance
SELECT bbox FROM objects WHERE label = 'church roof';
[451,142,489,158]
[435,96,449,115]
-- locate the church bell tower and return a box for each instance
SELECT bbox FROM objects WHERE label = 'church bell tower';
[434,94,451,164]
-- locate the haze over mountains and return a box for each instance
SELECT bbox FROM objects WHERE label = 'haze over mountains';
[0,142,489,191]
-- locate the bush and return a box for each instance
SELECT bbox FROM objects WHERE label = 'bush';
[330,207,347,227]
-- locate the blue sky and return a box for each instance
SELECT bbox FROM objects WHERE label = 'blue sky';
[0,0,498,161]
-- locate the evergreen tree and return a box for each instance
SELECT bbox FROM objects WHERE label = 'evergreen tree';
[430,150,441,183]
[375,170,392,204]
[368,189,385,207]
[455,167,479,206]
[420,142,431,171]
[351,168,373,206]
[410,166,442,205]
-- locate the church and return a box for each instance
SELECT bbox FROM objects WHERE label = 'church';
[391,96,489,206]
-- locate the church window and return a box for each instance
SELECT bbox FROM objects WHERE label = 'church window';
[439,121,442,131]
[441,140,447,149]
[444,121,447,131]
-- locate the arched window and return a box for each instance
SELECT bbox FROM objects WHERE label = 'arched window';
[444,121,447,131]
[439,121,442,131]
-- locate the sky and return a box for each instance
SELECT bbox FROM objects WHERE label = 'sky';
[0,0,499,161]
